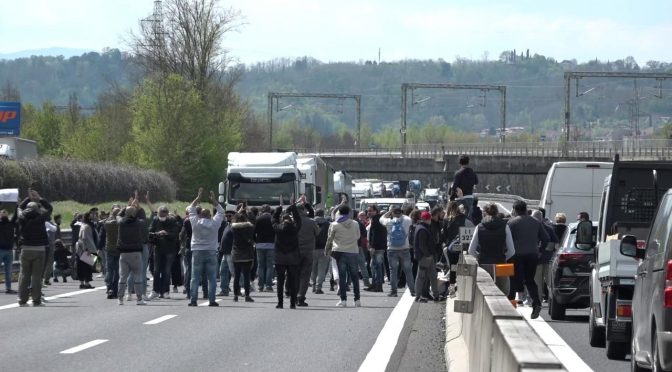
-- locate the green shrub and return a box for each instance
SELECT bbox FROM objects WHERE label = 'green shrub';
[0,157,176,203]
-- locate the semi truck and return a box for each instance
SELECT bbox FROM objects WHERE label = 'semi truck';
[0,137,37,160]
[297,154,334,210]
[587,155,672,359]
[219,152,302,211]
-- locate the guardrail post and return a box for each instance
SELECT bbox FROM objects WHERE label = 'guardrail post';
[454,254,478,313]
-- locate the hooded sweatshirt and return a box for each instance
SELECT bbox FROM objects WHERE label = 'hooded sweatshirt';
[0,217,16,250]
[18,197,53,248]
[231,221,255,262]
[326,217,360,254]
[468,218,515,264]
[273,205,302,265]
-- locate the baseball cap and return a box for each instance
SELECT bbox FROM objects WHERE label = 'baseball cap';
[421,211,432,221]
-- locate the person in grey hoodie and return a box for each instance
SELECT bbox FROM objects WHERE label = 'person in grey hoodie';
[325,204,361,307]
[507,200,549,319]
[295,201,319,306]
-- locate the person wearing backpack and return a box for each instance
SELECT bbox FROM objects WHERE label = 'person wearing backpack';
[380,207,415,297]
[311,209,331,294]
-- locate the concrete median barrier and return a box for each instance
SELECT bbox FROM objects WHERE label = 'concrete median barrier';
[445,254,565,371]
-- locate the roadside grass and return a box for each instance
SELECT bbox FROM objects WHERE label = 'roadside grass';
[52,200,191,223]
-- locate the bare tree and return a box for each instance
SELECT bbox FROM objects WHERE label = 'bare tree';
[128,0,243,91]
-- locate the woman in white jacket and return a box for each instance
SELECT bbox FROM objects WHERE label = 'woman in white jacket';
[325,204,361,308]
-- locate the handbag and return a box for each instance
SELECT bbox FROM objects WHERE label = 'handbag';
[447,237,462,253]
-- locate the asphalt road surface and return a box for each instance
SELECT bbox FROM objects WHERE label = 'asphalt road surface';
[0,277,446,372]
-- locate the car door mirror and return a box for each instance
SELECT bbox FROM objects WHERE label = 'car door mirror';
[575,220,596,249]
[620,235,644,259]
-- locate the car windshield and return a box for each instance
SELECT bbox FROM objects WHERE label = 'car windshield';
[229,182,294,205]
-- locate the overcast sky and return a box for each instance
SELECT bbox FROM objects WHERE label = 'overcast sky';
[1,0,670,64]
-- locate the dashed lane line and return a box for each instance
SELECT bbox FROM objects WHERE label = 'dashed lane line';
[517,306,594,372]
[143,314,178,325]
[60,339,109,354]
[0,286,107,311]
[358,290,415,372]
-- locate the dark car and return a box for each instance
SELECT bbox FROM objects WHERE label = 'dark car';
[547,221,598,320]
[624,189,672,372]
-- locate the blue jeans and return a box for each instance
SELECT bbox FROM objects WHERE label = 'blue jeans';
[219,254,234,293]
[106,253,120,296]
[127,244,149,295]
[358,246,370,281]
[370,250,385,286]
[256,249,275,288]
[387,249,415,295]
[190,250,218,303]
[0,249,13,290]
[335,252,360,301]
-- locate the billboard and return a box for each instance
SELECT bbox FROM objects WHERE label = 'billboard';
[0,101,21,136]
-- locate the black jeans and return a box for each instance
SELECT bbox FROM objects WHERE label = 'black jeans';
[276,264,299,306]
[153,252,175,295]
[233,261,252,297]
[508,254,541,307]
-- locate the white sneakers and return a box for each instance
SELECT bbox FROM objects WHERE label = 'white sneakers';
[118,298,124,305]
[126,294,133,301]
[336,300,347,307]
[354,300,361,308]
[147,292,160,301]
[163,293,171,299]
[137,299,147,306]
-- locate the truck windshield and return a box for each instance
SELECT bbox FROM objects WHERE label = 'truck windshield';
[229,182,294,205]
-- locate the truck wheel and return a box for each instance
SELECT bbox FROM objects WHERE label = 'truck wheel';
[549,295,565,320]
[589,306,605,347]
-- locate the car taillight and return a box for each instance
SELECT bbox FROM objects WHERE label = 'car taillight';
[558,253,588,265]
[665,260,672,308]
[616,303,632,318]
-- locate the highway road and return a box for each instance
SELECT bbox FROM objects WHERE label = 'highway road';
[0,277,446,372]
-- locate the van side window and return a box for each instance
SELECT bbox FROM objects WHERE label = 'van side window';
[647,196,672,256]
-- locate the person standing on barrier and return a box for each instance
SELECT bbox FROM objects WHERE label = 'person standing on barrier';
[507,201,549,319]
[413,211,442,303]
[449,154,479,219]
[467,203,515,296]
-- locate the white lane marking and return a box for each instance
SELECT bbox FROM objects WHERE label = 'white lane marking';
[60,339,109,354]
[358,290,415,372]
[143,314,178,325]
[0,286,107,311]
[198,299,223,307]
[517,307,594,372]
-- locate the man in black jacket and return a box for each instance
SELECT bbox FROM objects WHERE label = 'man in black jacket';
[364,204,387,292]
[450,155,479,219]
[148,206,180,300]
[17,189,52,307]
[413,212,441,302]
[0,208,18,294]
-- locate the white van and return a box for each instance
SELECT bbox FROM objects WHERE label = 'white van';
[539,161,613,221]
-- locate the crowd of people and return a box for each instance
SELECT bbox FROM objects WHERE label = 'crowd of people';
[0,155,577,318]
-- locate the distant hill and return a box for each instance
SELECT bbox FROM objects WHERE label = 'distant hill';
[1,49,671,139]
[0,47,94,60]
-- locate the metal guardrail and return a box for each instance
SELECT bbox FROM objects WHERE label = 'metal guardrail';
[294,139,672,160]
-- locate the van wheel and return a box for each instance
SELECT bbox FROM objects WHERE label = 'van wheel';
[549,296,565,320]
[652,330,663,372]
[589,306,605,347]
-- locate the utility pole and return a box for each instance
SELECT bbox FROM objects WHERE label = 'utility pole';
[267,92,361,151]
[400,83,507,157]
[563,71,672,156]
